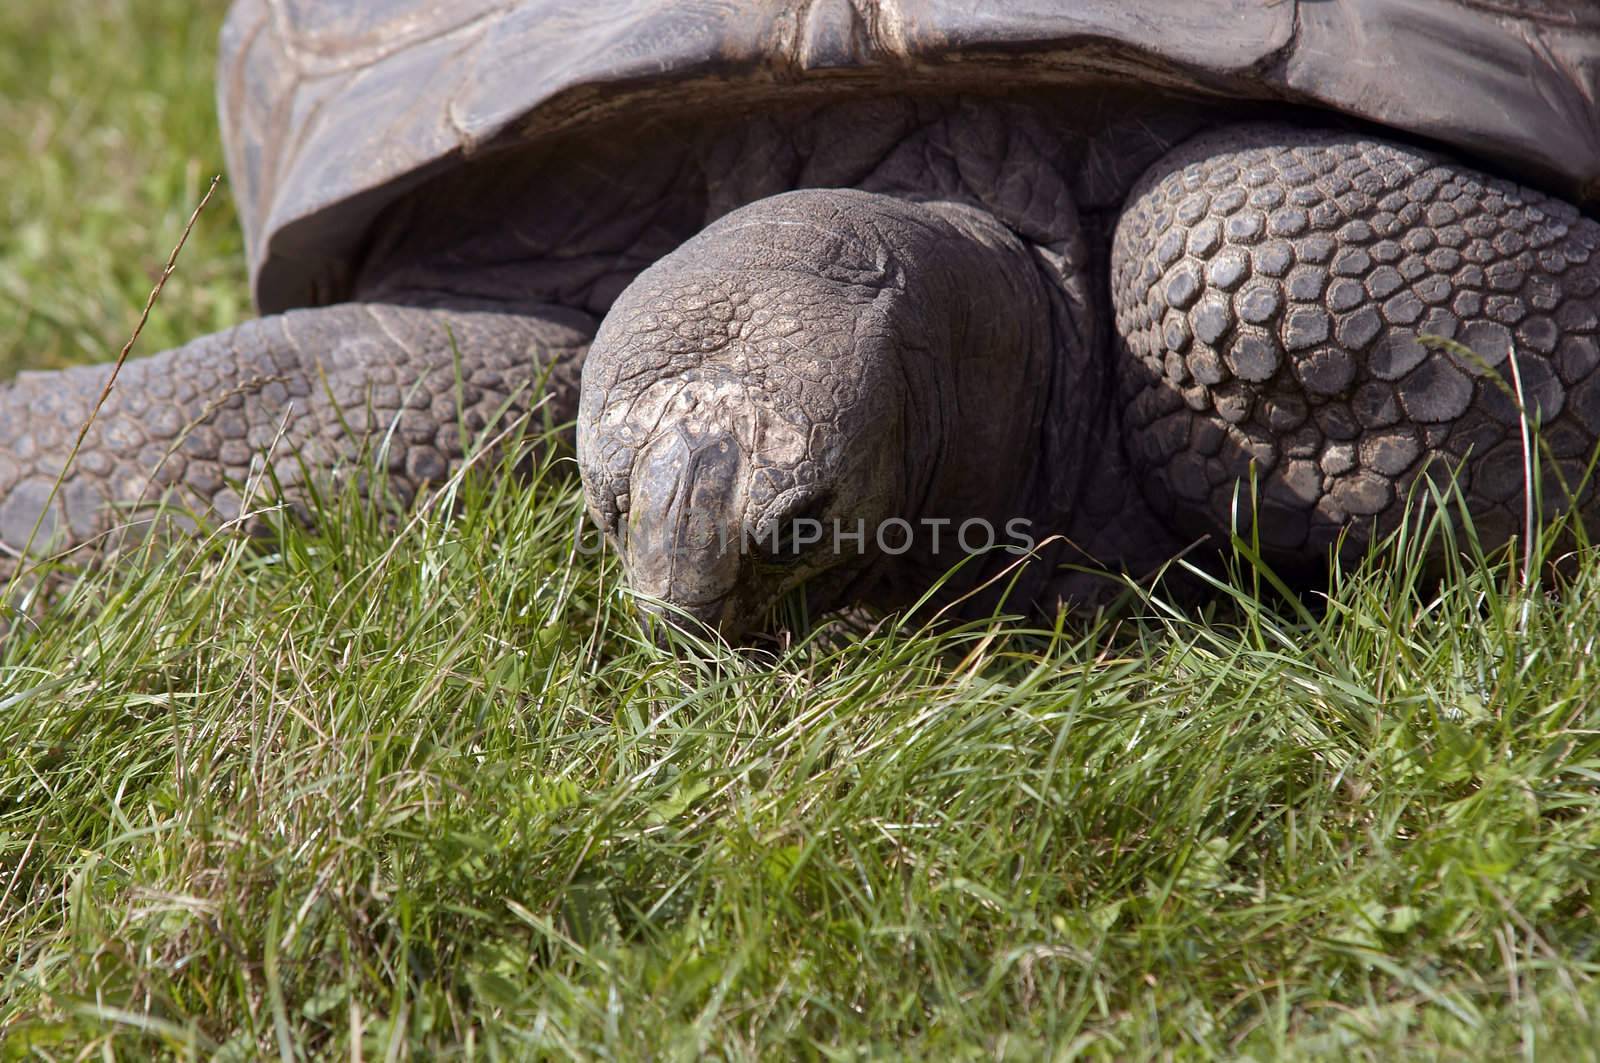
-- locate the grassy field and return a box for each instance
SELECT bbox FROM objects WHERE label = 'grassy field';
[3,1,1600,1058]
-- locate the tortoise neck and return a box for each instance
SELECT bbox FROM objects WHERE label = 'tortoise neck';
[856,197,1068,606]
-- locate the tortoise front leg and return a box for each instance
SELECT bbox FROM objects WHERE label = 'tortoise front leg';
[0,300,592,577]
[1111,124,1600,566]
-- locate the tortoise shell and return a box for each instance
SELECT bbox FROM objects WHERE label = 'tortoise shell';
[218,0,1600,313]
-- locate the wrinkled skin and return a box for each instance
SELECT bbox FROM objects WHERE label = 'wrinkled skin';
[577,115,1600,639]
[576,190,1057,634]
[6,94,1600,641]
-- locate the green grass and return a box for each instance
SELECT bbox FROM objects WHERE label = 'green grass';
[3,2,1600,1058]
[0,0,244,379]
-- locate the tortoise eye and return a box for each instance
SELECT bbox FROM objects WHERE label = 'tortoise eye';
[764,493,833,561]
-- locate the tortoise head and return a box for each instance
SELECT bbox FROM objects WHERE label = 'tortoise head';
[576,197,913,639]
[577,188,1058,641]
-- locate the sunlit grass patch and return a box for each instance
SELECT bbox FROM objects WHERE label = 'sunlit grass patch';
[2,1,1599,1057]
[2,418,1597,1057]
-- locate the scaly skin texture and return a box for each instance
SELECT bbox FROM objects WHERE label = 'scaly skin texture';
[6,95,1144,612]
[582,117,1600,638]
[0,301,589,578]
[1114,125,1600,562]
[10,95,1600,639]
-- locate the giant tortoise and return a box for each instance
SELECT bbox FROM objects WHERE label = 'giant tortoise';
[4,0,1600,639]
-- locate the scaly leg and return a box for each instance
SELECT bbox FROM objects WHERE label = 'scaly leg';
[0,299,591,580]
[1113,125,1600,565]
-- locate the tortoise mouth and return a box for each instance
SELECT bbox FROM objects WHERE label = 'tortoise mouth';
[617,458,854,642]
[632,589,739,645]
